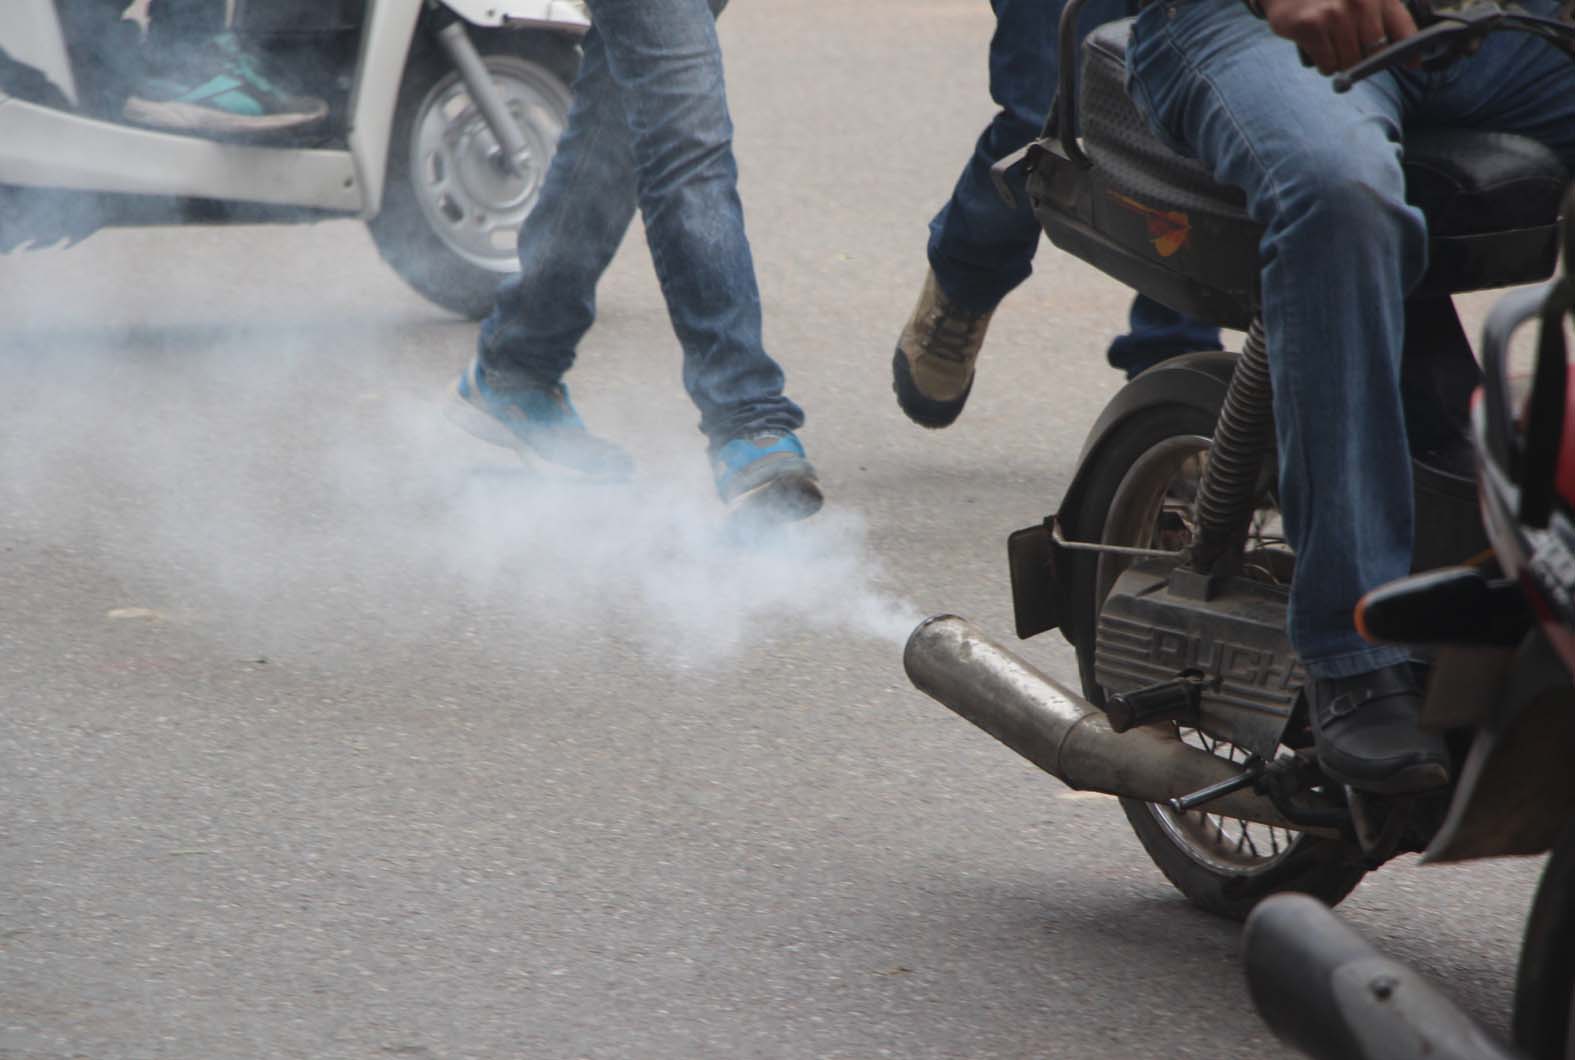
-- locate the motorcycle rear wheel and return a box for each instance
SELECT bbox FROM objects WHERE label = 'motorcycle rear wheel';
[369,32,577,319]
[1066,402,1366,920]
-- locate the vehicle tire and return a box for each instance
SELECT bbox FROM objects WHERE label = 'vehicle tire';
[1063,402,1367,920]
[368,31,577,319]
[1514,823,1575,1059]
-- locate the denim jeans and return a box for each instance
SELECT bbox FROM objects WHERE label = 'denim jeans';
[1126,0,1575,675]
[478,0,804,444]
[926,0,1222,378]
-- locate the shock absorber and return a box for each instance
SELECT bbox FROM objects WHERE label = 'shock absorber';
[1191,318,1275,576]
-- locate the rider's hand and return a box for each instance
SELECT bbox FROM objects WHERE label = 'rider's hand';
[1261,0,1419,74]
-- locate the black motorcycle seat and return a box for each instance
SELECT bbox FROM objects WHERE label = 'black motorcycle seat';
[1402,131,1569,237]
[1061,18,1567,318]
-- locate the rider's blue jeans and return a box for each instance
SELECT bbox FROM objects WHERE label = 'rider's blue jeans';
[926,0,1223,378]
[1126,0,1575,676]
[478,0,804,443]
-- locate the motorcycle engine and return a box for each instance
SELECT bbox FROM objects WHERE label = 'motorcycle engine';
[1094,557,1304,759]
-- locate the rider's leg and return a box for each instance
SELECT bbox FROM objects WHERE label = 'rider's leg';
[896,0,1222,427]
[124,0,328,133]
[1129,0,1448,791]
[1423,0,1575,176]
[1130,0,1420,676]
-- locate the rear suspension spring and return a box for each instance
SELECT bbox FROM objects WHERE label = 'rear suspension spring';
[1192,318,1275,574]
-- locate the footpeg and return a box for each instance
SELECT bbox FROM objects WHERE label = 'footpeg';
[1105,673,1204,733]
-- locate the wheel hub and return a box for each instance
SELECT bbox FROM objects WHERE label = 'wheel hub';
[409,60,568,273]
[448,108,536,213]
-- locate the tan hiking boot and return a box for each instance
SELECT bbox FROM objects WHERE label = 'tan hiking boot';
[891,270,995,428]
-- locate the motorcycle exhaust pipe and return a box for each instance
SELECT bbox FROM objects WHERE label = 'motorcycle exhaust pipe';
[904,614,1316,831]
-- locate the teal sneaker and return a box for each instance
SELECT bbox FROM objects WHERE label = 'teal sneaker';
[123,33,328,136]
[448,359,634,480]
[712,431,823,525]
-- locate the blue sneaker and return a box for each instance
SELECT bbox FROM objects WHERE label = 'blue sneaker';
[448,359,634,479]
[123,33,328,136]
[712,431,823,524]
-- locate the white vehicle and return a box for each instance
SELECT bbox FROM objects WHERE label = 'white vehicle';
[0,0,591,317]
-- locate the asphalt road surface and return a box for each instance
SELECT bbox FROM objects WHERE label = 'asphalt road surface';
[0,2,1547,1057]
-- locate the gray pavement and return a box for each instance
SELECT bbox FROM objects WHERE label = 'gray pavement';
[0,1,1546,1057]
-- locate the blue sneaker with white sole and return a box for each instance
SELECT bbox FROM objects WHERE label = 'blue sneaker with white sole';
[712,431,823,525]
[123,34,328,136]
[448,359,634,480]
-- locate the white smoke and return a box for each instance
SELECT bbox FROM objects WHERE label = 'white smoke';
[0,302,919,667]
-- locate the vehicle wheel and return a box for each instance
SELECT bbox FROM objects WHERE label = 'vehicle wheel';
[1064,403,1367,920]
[1514,823,1575,1059]
[369,33,577,319]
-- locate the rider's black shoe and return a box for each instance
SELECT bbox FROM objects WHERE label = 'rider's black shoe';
[1308,663,1451,795]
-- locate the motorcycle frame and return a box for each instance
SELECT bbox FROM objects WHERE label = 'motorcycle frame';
[0,0,587,219]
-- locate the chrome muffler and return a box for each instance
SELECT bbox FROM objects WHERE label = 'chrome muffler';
[905,614,1311,830]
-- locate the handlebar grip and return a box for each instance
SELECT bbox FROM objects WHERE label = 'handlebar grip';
[1244,895,1524,1060]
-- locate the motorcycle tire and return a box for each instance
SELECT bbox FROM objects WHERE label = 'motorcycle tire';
[369,31,578,319]
[1063,401,1367,921]
[1514,822,1575,1059]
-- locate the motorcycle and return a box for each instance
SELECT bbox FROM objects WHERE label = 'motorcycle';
[1246,191,1575,1060]
[0,0,591,317]
[900,0,1575,1039]
[1239,13,1575,1060]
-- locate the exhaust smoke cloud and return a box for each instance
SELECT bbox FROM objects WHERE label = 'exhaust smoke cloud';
[0,284,919,669]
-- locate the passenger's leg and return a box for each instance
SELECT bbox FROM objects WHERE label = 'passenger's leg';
[1106,296,1223,379]
[898,0,1220,429]
[924,0,1073,312]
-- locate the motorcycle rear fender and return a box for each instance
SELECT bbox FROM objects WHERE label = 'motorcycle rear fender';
[1011,350,1237,643]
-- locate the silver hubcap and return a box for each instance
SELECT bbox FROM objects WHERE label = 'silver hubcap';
[1098,434,1302,878]
[409,58,568,271]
